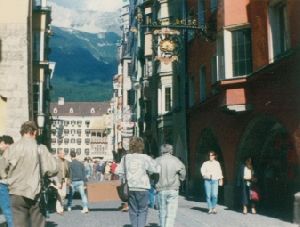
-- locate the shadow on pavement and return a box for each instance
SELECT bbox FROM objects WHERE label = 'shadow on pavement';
[123,224,159,227]
[191,206,209,213]
[46,221,58,227]
[89,208,119,212]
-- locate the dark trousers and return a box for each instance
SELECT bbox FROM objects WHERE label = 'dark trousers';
[10,195,45,227]
[128,191,149,227]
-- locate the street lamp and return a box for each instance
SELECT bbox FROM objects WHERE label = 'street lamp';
[37,113,45,131]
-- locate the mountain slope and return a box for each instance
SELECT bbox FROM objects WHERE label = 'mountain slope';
[49,26,119,101]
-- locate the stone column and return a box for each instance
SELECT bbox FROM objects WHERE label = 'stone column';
[294,192,300,224]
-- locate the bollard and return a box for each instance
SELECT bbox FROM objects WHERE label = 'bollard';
[294,192,300,224]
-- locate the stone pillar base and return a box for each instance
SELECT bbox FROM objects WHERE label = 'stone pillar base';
[224,184,235,209]
[294,192,300,224]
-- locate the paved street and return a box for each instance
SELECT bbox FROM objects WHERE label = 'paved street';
[46,196,297,227]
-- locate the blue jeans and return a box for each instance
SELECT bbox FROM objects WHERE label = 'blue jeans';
[157,190,178,227]
[148,186,156,208]
[204,179,219,209]
[128,191,149,227]
[67,181,88,209]
[0,183,13,227]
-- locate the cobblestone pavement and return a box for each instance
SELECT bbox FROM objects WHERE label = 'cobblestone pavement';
[46,196,298,227]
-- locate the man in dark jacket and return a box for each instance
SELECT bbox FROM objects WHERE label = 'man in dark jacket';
[67,151,89,213]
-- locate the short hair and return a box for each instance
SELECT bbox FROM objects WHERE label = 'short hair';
[160,144,173,155]
[70,150,76,158]
[20,121,38,136]
[0,135,14,145]
[128,137,144,154]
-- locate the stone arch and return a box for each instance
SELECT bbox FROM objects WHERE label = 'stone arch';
[237,115,297,212]
[194,128,224,200]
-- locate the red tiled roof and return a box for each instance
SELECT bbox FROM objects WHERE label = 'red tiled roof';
[50,102,110,116]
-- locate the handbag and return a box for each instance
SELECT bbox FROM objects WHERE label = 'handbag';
[116,155,129,202]
[37,145,50,216]
[250,185,260,202]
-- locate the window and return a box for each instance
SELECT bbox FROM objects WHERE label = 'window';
[69,108,74,114]
[32,83,39,114]
[216,33,225,80]
[64,129,69,135]
[164,87,172,112]
[198,0,206,25]
[85,149,90,155]
[210,0,218,12]
[199,66,207,102]
[268,2,289,61]
[85,138,90,145]
[64,138,69,144]
[232,28,252,76]
[76,148,81,155]
[71,138,75,144]
[51,138,56,143]
[188,77,195,107]
[76,138,81,145]
[33,32,41,61]
[211,56,217,84]
[77,129,81,136]
[64,148,69,155]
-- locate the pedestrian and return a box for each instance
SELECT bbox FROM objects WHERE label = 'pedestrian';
[115,137,159,227]
[155,144,186,227]
[54,148,70,215]
[0,135,14,227]
[200,151,223,214]
[83,157,92,180]
[1,121,58,227]
[238,157,257,214]
[67,150,89,214]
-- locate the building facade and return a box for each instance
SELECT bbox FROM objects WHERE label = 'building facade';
[0,0,54,140]
[50,100,113,161]
[186,0,300,212]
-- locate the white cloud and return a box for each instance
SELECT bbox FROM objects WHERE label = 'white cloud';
[48,0,121,33]
[49,0,122,12]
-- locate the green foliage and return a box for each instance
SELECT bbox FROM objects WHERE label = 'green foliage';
[50,77,113,102]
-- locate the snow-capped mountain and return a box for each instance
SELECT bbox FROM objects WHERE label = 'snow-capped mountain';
[48,0,122,34]
[48,0,122,102]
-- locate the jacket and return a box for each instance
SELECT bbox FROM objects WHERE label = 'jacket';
[0,155,8,180]
[3,137,58,200]
[155,153,186,191]
[69,159,86,182]
[116,153,159,191]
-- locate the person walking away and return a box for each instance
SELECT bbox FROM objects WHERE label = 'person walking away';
[115,137,159,227]
[1,121,58,227]
[200,151,223,214]
[83,158,92,180]
[239,157,257,214]
[0,135,14,227]
[55,148,70,215]
[155,144,186,227]
[67,151,89,213]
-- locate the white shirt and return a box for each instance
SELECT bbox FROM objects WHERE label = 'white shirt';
[200,160,223,180]
[243,166,252,180]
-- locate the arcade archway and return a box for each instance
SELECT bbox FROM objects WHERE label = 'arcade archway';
[237,116,298,216]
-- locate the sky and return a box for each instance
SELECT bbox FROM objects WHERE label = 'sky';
[50,0,123,12]
[48,0,123,33]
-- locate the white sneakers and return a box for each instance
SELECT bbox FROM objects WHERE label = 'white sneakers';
[66,206,89,213]
[81,207,89,214]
